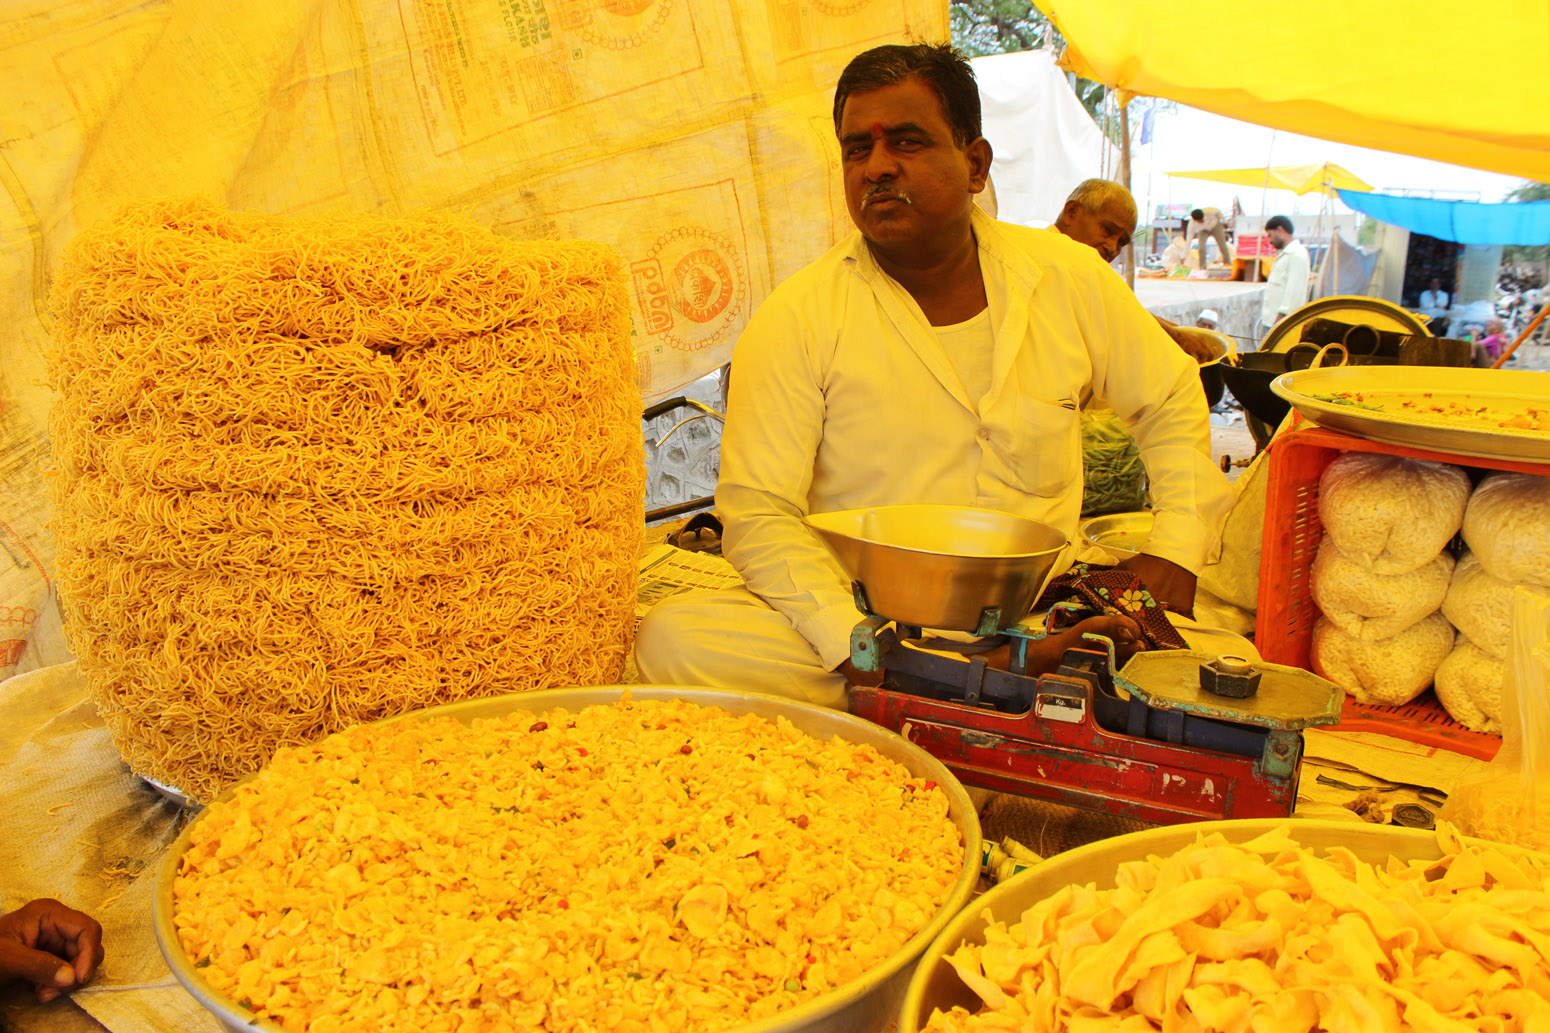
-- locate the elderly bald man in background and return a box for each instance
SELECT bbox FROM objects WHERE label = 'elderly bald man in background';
[1054,179,1219,365]
[1053,178,1137,264]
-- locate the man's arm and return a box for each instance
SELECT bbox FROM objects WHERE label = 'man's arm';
[1087,269,1237,610]
[1155,316,1218,363]
[716,298,862,672]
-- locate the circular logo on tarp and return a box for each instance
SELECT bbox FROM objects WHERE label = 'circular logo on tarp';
[631,227,746,353]
[576,0,672,50]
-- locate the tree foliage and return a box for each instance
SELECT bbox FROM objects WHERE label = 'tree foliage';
[949,1,1181,161]
[949,0,1109,129]
[948,0,1050,56]
[1503,181,1550,266]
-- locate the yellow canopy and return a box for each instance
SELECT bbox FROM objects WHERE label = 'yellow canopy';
[1164,163,1372,197]
[1034,0,1550,182]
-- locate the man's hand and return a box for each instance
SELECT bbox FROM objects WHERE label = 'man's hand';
[0,899,104,1003]
[1155,318,1219,364]
[1117,554,1197,619]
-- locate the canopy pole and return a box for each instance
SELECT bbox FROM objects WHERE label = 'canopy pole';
[1332,180,1342,296]
[1491,299,1550,368]
[1119,95,1134,288]
[1254,132,1277,284]
[1312,176,1331,296]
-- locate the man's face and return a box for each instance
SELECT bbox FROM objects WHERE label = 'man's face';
[1265,226,1291,250]
[837,77,989,252]
[1058,200,1134,263]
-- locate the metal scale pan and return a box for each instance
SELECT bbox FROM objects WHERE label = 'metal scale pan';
[804,505,1067,635]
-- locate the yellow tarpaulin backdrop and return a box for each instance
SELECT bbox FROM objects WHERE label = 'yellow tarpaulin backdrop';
[1035,0,1550,182]
[0,0,945,680]
[1165,163,1372,197]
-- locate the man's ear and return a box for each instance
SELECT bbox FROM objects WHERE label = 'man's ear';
[965,137,993,192]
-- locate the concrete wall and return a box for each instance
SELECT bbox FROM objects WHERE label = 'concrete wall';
[1135,282,1269,351]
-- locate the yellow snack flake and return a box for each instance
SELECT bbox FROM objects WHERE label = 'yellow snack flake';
[174,697,961,1032]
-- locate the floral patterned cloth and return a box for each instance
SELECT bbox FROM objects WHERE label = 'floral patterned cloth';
[1036,562,1189,651]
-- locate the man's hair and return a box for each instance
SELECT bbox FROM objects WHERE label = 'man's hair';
[1190,208,1205,221]
[1064,179,1137,225]
[833,43,982,147]
[1264,215,1295,234]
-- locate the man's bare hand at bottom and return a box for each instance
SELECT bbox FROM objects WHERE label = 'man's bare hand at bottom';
[0,898,104,1003]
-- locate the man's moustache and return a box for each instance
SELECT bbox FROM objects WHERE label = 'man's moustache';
[862,184,911,208]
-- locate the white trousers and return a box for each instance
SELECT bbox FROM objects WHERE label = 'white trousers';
[635,586,1261,709]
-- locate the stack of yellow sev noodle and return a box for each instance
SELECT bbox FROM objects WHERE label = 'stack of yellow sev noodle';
[46,199,644,802]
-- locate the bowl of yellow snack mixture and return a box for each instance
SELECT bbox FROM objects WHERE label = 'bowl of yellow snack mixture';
[154,685,981,1033]
[902,817,1550,1032]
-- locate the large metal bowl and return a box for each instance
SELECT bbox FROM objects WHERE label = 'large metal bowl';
[900,818,1541,1031]
[153,685,983,1033]
[806,505,1068,633]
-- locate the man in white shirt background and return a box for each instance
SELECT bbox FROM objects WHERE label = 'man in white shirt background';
[1419,276,1452,336]
[635,43,1245,706]
[1258,215,1310,341]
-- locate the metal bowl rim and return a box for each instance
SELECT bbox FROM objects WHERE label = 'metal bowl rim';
[806,506,1070,561]
[153,684,984,1033]
[899,817,1547,1031]
[1078,511,1154,558]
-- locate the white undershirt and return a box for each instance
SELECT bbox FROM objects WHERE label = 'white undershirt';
[935,307,994,413]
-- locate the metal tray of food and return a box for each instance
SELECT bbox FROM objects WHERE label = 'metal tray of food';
[1271,366,1550,463]
[153,685,983,1033]
[900,817,1543,1031]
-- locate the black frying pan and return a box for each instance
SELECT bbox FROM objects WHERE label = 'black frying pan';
[1218,351,1293,431]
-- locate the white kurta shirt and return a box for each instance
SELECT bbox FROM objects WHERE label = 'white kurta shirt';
[716,208,1237,670]
[1260,239,1311,327]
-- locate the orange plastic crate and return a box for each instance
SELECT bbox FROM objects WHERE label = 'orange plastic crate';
[1256,416,1550,760]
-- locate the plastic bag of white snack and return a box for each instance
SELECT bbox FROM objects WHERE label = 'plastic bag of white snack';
[1317,452,1469,575]
[1310,612,1453,707]
[1311,537,1452,641]
[1440,586,1550,851]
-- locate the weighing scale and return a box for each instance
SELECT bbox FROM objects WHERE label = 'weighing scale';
[807,505,1343,826]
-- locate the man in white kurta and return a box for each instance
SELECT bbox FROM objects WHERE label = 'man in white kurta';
[635,44,1239,707]
[1258,215,1311,337]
